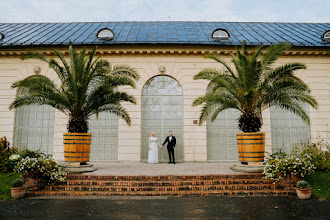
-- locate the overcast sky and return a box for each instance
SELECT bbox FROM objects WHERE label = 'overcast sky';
[1,0,329,23]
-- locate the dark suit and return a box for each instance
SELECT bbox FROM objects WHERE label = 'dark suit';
[162,136,176,163]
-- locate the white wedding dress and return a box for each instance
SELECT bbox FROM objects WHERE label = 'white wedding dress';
[148,137,160,163]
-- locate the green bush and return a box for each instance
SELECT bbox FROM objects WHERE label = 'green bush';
[296,180,311,189]
[0,137,19,172]
[12,178,24,188]
[307,141,330,172]
[264,144,316,181]
[19,148,47,159]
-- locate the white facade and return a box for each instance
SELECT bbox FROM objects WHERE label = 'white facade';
[0,46,329,162]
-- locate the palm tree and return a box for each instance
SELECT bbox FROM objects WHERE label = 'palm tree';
[10,44,139,133]
[193,41,318,132]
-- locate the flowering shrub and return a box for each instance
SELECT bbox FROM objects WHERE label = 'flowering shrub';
[19,148,45,159]
[264,144,316,181]
[307,141,330,172]
[15,154,66,184]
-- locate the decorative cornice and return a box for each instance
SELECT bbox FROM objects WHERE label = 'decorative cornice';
[0,49,329,57]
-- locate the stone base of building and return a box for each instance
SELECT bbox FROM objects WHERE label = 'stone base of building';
[61,162,97,174]
[230,164,264,173]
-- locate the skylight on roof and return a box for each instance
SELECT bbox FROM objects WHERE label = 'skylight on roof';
[323,30,330,41]
[212,29,229,40]
[96,28,114,41]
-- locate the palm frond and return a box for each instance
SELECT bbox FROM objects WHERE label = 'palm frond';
[261,42,291,70]
[203,53,236,79]
[11,44,139,131]
[89,104,132,126]
[110,64,140,80]
[20,52,49,63]
[193,42,318,132]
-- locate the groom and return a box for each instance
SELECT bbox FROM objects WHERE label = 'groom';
[161,130,176,164]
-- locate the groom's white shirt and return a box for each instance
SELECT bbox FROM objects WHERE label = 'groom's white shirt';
[169,136,172,142]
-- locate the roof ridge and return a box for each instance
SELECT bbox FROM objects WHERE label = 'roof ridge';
[1,21,330,25]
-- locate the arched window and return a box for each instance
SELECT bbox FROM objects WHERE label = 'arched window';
[14,88,55,154]
[141,75,184,162]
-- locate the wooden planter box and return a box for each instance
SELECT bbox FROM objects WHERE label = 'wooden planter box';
[237,132,265,164]
[63,133,92,164]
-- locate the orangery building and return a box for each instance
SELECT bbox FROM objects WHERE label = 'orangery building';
[0,21,329,162]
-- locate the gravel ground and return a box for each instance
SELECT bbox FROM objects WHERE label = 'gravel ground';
[81,161,243,176]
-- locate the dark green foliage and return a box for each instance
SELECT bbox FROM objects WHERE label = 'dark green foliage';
[269,148,287,160]
[19,148,48,159]
[0,151,9,172]
[67,117,89,133]
[238,113,262,132]
[307,141,330,172]
[12,178,24,188]
[7,161,16,172]
[0,137,17,173]
[193,41,318,132]
[9,44,139,133]
[296,180,311,189]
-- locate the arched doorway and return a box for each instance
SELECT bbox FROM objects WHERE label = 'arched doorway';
[89,113,118,161]
[270,105,311,153]
[207,109,240,161]
[141,75,183,162]
[14,88,55,154]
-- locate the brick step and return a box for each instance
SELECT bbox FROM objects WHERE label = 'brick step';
[65,174,265,181]
[27,189,295,197]
[26,174,298,197]
[56,179,280,186]
[46,184,282,192]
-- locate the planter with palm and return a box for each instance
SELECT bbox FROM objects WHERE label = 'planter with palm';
[10,44,139,164]
[193,42,318,164]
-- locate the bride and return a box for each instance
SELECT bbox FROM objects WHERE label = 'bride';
[148,132,162,163]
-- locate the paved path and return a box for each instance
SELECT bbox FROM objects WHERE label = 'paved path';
[0,197,329,219]
[82,161,243,176]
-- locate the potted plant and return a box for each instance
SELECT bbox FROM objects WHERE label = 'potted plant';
[9,43,139,164]
[15,150,66,190]
[193,41,318,164]
[10,178,25,199]
[296,180,312,199]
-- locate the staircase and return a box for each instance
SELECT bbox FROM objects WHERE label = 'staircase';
[26,174,297,197]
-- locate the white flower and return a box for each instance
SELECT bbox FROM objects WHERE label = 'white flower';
[9,154,20,161]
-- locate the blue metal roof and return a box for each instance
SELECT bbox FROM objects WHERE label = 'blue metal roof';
[0,21,329,47]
